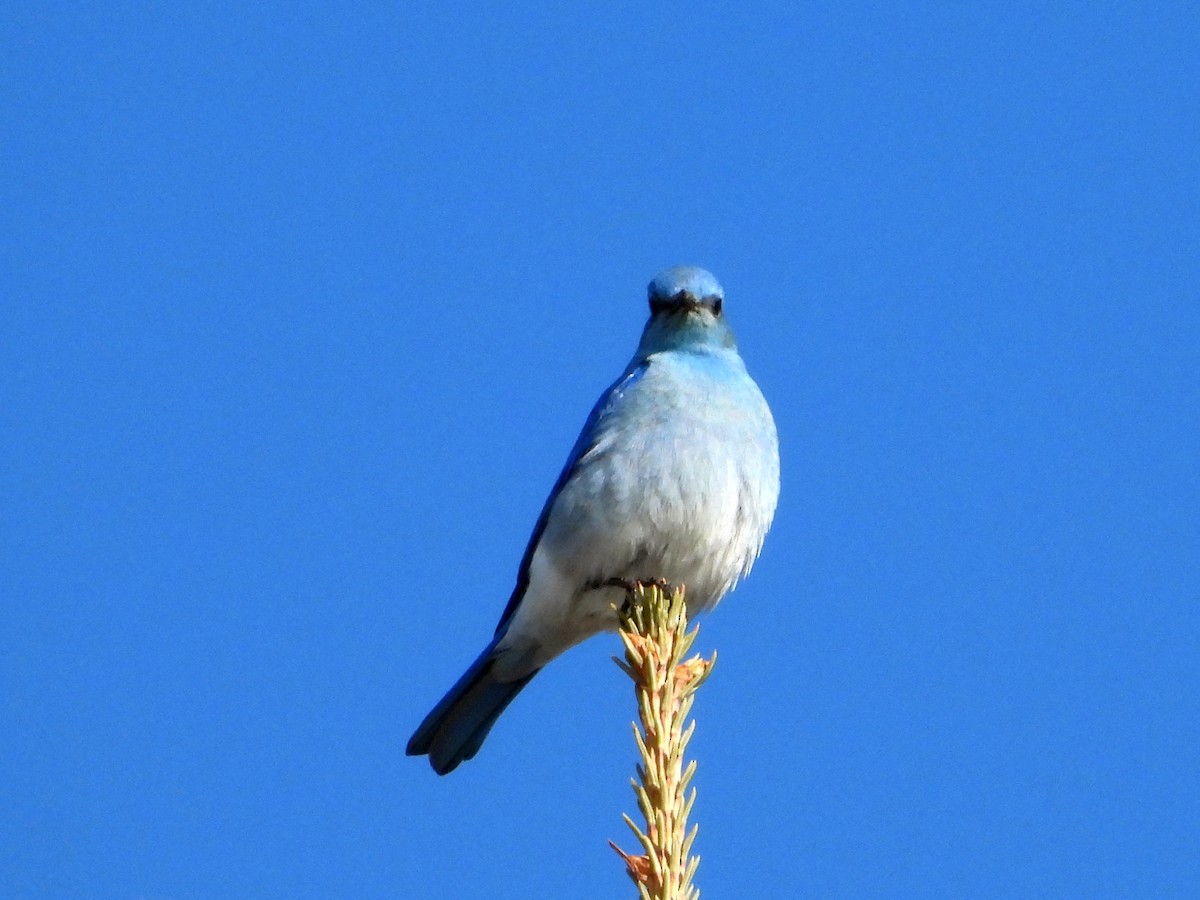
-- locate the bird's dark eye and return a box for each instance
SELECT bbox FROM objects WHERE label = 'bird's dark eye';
[712,298,723,316]
[673,291,689,304]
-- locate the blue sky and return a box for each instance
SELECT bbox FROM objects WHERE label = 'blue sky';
[2,3,1197,897]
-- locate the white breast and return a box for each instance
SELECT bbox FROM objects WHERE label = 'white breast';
[495,347,779,677]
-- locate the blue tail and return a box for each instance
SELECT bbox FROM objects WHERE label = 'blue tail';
[407,640,539,775]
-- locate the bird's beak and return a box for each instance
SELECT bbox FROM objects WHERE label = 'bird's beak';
[650,292,715,318]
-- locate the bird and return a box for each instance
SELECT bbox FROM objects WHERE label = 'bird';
[407,265,779,775]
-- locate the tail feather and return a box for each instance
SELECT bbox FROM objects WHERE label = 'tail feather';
[407,641,539,775]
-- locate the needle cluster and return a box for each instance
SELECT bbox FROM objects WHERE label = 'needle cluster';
[610,583,715,900]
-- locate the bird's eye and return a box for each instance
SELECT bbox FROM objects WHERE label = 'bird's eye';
[673,291,689,305]
[712,298,723,316]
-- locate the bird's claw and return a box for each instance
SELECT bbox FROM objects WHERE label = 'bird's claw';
[588,576,676,598]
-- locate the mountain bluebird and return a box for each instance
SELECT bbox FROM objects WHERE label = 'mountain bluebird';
[408,266,779,774]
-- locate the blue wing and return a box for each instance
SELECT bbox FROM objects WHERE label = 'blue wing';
[408,360,650,775]
[493,361,649,634]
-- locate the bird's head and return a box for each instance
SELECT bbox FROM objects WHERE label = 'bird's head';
[636,266,736,356]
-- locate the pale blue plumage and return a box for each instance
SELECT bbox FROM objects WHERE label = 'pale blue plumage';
[408,266,779,774]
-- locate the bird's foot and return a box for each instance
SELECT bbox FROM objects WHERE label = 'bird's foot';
[588,576,638,593]
[588,576,674,593]
[588,576,676,614]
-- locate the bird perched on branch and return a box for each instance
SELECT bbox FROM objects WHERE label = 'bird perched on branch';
[408,266,780,774]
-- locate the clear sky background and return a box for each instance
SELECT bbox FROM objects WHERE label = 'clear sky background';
[3,3,1197,898]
